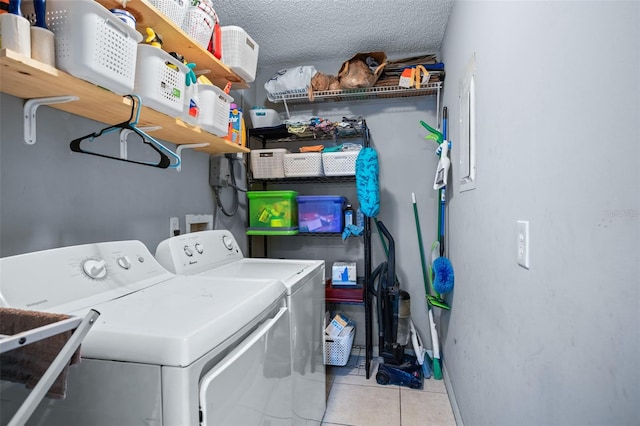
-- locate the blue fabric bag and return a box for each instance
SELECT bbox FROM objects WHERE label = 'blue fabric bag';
[355,147,380,217]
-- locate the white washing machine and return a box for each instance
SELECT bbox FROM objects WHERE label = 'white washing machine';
[155,230,326,425]
[0,240,292,426]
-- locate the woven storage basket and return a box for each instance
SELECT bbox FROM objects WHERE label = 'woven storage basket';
[324,326,356,366]
[283,153,323,177]
[322,151,359,176]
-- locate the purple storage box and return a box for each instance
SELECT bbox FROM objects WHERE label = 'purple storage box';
[296,195,346,233]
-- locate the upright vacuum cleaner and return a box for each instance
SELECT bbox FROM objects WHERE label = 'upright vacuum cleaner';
[370,220,423,389]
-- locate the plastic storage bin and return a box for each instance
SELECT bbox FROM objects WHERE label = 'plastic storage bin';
[149,0,187,27]
[324,325,356,366]
[221,26,259,83]
[284,152,323,177]
[23,0,142,95]
[197,84,233,136]
[181,5,216,48]
[251,149,288,179]
[296,195,346,233]
[247,191,298,235]
[249,108,281,128]
[322,150,360,176]
[133,44,189,118]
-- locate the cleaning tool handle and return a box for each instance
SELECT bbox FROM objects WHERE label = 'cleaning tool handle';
[376,221,395,283]
[8,0,21,15]
[33,0,46,28]
[428,310,440,359]
[420,120,443,143]
[412,193,431,297]
[442,106,448,141]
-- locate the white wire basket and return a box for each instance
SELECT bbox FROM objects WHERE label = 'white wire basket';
[181,5,216,48]
[322,151,359,176]
[133,45,189,118]
[149,0,188,27]
[251,149,289,179]
[221,26,259,83]
[22,0,141,95]
[283,153,323,177]
[324,326,355,366]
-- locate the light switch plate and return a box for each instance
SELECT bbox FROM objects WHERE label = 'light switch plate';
[517,220,530,269]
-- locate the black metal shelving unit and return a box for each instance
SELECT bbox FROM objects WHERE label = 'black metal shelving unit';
[247,121,374,378]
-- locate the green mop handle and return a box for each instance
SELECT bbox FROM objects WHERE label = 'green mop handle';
[412,193,432,297]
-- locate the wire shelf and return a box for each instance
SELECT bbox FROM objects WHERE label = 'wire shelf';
[269,82,443,104]
[249,175,356,184]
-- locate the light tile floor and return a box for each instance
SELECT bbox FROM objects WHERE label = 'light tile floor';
[322,346,456,426]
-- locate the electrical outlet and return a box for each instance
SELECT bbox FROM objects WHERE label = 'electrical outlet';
[517,220,530,269]
[170,217,180,237]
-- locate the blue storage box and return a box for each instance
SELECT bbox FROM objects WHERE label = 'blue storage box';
[296,195,346,233]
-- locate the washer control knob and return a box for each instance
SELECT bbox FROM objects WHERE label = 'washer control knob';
[222,235,234,251]
[184,245,194,257]
[82,259,107,280]
[195,243,204,254]
[117,256,131,270]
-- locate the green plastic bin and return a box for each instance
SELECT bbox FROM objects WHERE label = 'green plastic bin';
[247,191,298,235]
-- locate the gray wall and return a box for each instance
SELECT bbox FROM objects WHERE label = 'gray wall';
[440,1,639,425]
[0,93,248,257]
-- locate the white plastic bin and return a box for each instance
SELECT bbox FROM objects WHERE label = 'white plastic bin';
[284,152,323,177]
[22,0,142,95]
[250,149,288,179]
[324,326,355,366]
[221,26,259,83]
[322,151,359,176]
[149,0,188,27]
[181,5,216,48]
[249,108,281,128]
[133,44,189,118]
[197,85,233,137]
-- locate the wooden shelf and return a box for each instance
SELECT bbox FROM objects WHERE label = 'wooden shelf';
[96,0,248,89]
[326,282,364,304]
[0,49,248,155]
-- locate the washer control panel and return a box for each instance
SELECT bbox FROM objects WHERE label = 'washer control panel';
[155,230,243,275]
[0,240,173,311]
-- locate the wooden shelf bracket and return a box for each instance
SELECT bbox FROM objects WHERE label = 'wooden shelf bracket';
[24,96,79,145]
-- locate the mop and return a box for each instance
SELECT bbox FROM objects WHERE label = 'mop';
[412,192,443,380]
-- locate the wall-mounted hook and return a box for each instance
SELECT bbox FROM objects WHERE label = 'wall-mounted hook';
[119,126,162,160]
[24,96,79,145]
[175,143,210,171]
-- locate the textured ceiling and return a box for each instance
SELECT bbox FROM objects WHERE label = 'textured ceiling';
[213,0,454,67]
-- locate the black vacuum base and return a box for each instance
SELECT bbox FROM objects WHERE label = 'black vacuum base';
[376,354,423,389]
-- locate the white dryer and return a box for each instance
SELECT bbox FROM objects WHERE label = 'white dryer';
[0,240,292,426]
[155,230,326,425]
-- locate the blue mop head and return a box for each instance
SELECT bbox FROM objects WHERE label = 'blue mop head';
[433,257,454,295]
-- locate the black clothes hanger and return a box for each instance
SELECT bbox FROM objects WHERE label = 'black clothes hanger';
[70,95,181,169]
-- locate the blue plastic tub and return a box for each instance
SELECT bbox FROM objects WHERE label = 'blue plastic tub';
[296,195,346,233]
